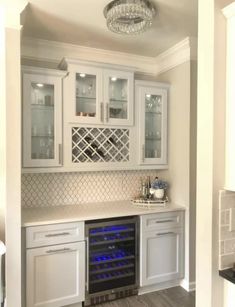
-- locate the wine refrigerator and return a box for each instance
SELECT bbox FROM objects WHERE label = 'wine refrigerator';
[84,216,139,306]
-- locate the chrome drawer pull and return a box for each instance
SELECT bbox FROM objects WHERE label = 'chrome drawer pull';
[45,232,70,238]
[46,247,73,254]
[156,232,175,236]
[155,219,174,223]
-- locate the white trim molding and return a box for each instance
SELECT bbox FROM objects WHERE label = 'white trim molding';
[1,1,28,29]
[156,37,197,74]
[222,2,235,19]
[180,279,196,292]
[21,36,197,76]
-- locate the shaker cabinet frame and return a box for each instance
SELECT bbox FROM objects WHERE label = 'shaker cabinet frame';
[26,242,85,307]
[135,80,169,166]
[62,59,134,127]
[22,67,67,168]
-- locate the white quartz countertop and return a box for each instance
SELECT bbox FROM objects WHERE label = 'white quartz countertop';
[22,200,186,227]
[22,201,185,227]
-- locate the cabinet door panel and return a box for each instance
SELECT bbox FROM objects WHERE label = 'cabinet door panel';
[103,69,134,126]
[23,69,64,168]
[26,242,85,307]
[65,65,103,124]
[140,228,184,286]
[136,81,168,165]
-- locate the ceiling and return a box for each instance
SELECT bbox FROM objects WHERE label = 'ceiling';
[22,0,198,57]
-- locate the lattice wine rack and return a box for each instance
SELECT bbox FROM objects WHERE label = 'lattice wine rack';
[72,127,130,163]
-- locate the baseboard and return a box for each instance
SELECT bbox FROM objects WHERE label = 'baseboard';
[138,279,182,295]
[180,279,196,292]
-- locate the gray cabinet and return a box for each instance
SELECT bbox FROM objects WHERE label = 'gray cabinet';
[25,222,85,307]
[140,211,184,287]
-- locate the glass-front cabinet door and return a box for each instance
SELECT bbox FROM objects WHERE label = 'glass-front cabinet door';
[63,59,134,126]
[65,65,103,124]
[74,66,103,124]
[136,81,168,165]
[22,67,66,168]
[103,69,134,126]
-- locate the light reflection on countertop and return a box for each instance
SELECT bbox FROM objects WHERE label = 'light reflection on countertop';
[22,200,186,227]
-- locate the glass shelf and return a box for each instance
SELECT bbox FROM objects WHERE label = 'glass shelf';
[90,226,135,236]
[90,262,134,275]
[110,98,127,103]
[146,111,162,115]
[90,236,135,246]
[76,96,96,100]
[90,253,134,265]
[145,136,161,141]
[32,135,54,138]
[31,104,54,109]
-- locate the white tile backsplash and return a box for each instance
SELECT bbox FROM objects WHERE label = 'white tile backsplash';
[21,170,161,208]
[219,190,235,269]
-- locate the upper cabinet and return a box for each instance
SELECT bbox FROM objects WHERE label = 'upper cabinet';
[61,59,134,126]
[135,80,168,166]
[22,62,169,172]
[22,67,67,168]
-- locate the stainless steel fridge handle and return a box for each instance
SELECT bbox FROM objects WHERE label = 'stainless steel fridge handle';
[86,237,89,292]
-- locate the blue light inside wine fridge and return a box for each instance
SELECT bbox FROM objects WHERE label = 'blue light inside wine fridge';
[90,224,132,235]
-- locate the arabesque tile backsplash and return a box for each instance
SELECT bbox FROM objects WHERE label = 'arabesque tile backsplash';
[219,190,235,269]
[22,170,160,208]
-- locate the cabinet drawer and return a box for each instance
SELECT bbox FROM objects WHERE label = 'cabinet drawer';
[141,211,184,231]
[26,222,84,248]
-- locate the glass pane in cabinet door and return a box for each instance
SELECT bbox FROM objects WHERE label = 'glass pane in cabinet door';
[31,82,55,160]
[109,77,127,119]
[76,73,96,118]
[145,94,162,159]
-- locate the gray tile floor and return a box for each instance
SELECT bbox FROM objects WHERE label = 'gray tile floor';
[96,287,195,307]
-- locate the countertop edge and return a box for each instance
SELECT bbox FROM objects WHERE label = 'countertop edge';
[219,269,235,284]
[22,202,186,227]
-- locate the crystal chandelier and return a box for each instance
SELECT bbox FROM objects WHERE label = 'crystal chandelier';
[104,0,156,35]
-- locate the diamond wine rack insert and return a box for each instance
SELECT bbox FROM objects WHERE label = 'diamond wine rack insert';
[72,127,130,163]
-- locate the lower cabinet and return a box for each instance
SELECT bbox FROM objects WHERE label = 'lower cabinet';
[140,212,184,287]
[26,241,85,307]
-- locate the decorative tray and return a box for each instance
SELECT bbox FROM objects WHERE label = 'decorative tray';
[131,198,168,208]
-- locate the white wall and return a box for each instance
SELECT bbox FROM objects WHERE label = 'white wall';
[0,2,28,306]
[157,61,197,289]
[0,7,7,245]
[197,0,227,306]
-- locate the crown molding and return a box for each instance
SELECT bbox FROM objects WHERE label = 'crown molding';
[222,2,235,19]
[21,36,197,76]
[21,37,155,75]
[156,37,197,74]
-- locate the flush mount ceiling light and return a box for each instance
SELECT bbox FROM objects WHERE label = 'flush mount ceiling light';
[104,0,156,35]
